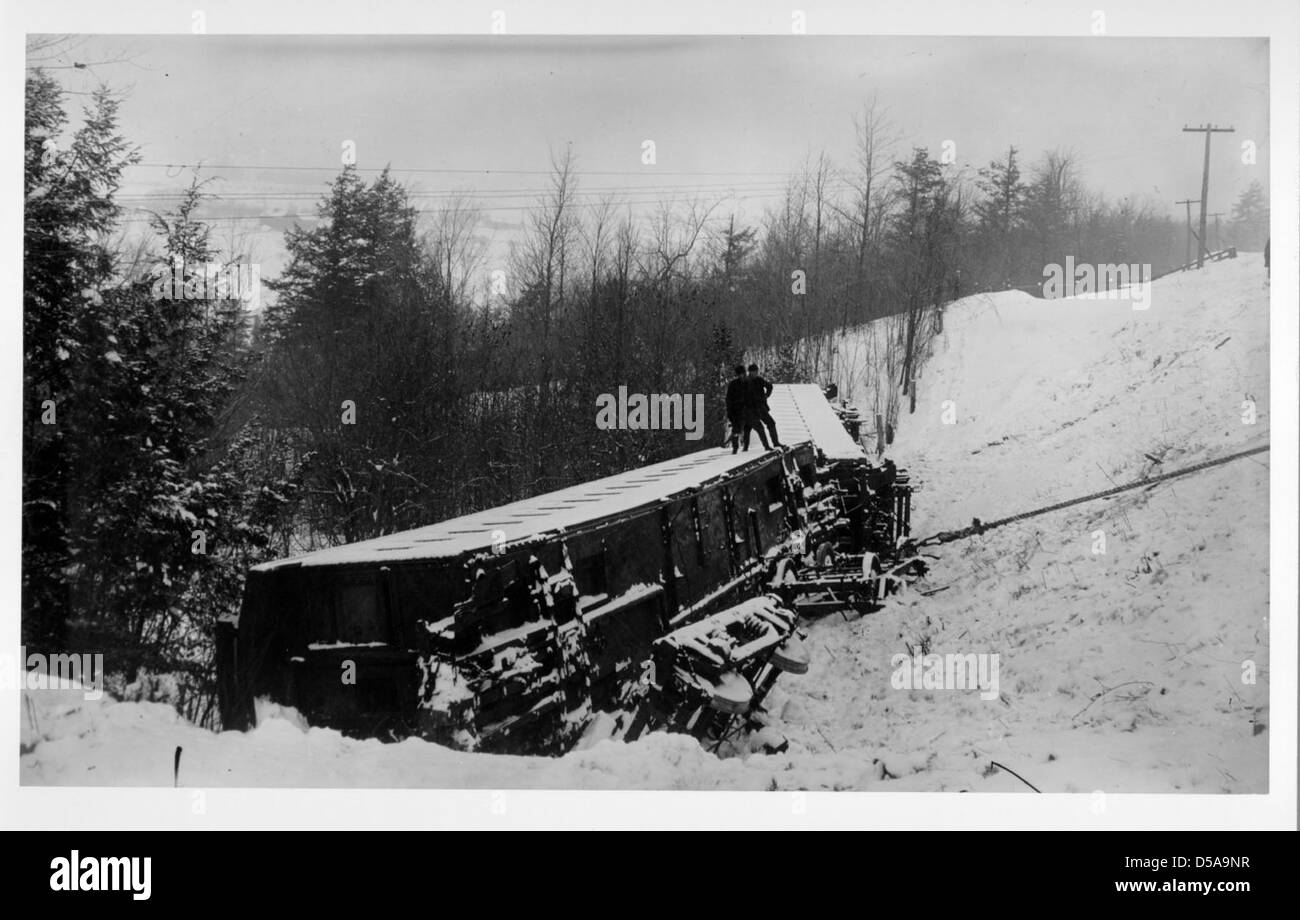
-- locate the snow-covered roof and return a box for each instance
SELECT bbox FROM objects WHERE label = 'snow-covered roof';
[767,383,866,462]
[253,384,863,570]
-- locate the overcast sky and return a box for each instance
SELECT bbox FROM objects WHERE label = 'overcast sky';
[33,34,1270,285]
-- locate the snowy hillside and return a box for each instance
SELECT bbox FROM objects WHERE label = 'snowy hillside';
[766,253,1270,793]
[21,256,1271,792]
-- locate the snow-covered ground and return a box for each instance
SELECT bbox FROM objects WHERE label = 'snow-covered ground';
[767,254,1270,793]
[20,255,1270,791]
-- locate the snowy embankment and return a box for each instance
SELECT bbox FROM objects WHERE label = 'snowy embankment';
[21,256,1270,791]
[767,254,1270,792]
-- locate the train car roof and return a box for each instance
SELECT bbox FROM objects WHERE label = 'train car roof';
[252,384,866,571]
[767,383,866,462]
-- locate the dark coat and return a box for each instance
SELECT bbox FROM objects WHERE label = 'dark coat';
[725,377,747,422]
[743,375,773,418]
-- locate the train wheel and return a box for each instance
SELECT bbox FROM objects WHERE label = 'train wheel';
[708,671,754,714]
[770,634,810,675]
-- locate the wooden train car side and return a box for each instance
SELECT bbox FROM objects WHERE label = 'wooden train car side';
[217,385,914,754]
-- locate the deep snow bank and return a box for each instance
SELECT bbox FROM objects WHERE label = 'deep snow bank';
[765,254,1270,792]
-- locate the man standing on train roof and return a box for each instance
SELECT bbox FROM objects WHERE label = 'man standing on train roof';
[743,363,781,450]
[724,364,747,453]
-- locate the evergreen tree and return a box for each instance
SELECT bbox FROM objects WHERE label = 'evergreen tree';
[974,145,1025,287]
[1229,181,1269,251]
[262,167,450,542]
[24,72,139,649]
[887,148,961,398]
[24,71,267,719]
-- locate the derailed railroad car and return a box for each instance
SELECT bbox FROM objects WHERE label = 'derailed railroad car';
[217,384,917,754]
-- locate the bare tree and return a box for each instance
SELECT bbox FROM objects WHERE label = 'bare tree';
[427,192,488,308]
[579,192,618,301]
[1025,148,1080,267]
[646,197,718,283]
[831,98,896,328]
[510,144,579,391]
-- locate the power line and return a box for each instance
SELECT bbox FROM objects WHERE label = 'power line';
[112,177,825,203]
[918,442,1270,547]
[23,189,797,229]
[28,181,831,227]
[135,161,795,178]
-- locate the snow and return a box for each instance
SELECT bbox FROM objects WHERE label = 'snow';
[584,581,661,616]
[21,255,1270,792]
[765,254,1270,793]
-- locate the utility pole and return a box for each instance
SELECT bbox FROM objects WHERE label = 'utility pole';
[1176,198,1200,270]
[1182,124,1234,268]
[1208,211,1225,251]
